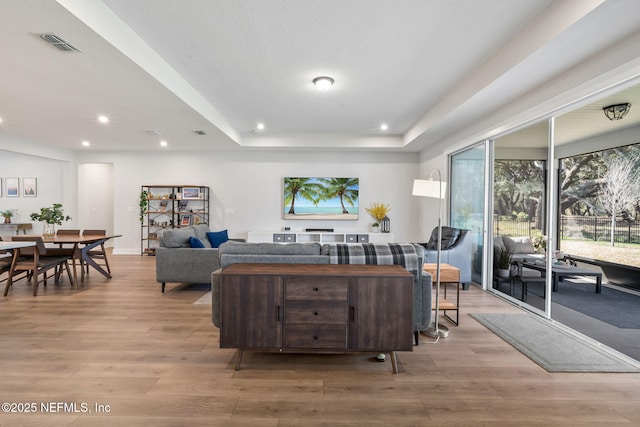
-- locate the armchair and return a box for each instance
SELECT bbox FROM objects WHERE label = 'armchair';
[420,226,472,289]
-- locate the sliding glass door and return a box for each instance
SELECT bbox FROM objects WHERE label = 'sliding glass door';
[450,143,487,285]
[492,121,551,316]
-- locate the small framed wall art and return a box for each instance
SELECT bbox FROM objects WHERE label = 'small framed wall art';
[23,177,37,197]
[5,177,19,197]
[180,214,192,226]
[181,187,200,200]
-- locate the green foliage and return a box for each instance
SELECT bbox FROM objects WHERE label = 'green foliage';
[30,203,71,225]
[139,190,149,222]
[560,144,640,217]
[1,209,17,219]
[494,160,544,218]
[317,178,359,214]
[496,247,513,270]
[283,178,323,214]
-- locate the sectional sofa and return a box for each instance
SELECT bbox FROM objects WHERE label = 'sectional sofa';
[155,224,244,292]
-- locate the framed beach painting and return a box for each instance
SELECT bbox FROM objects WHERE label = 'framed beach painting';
[283,177,359,220]
[23,177,37,197]
[181,187,200,200]
[5,177,19,197]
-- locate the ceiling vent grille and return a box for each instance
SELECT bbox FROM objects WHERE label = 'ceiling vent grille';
[38,33,81,52]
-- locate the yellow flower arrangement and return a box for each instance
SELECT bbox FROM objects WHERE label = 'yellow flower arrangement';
[365,202,390,223]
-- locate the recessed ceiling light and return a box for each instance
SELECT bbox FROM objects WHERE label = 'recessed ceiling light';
[98,115,109,124]
[159,140,168,147]
[256,123,265,131]
[380,123,389,131]
[81,140,90,147]
[0,117,3,124]
[313,76,334,91]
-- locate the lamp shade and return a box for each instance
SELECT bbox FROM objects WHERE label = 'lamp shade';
[412,179,446,199]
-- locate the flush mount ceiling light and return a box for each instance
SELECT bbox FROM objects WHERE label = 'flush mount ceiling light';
[313,76,334,91]
[97,115,110,124]
[256,123,265,131]
[81,140,90,147]
[380,123,389,131]
[603,103,631,121]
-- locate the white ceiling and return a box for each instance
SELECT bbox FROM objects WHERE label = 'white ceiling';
[1,0,640,152]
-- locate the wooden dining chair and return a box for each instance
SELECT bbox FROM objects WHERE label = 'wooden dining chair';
[4,236,75,296]
[0,236,12,282]
[55,229,81,246]
[81,230,111,275]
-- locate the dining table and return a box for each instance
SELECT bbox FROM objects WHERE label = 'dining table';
[43,234,122,282]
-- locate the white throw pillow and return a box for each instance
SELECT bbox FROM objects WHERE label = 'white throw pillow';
[503,236,535,254]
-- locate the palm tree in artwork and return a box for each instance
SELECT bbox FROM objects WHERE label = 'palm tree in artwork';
[284,178,322,214]
[318,178,359,214]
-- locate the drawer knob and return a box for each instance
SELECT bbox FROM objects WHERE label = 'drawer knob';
[313,335,318,340]
[313,287,319,291]
[314,311,319,316]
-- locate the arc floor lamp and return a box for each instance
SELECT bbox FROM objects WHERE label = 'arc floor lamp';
[412,170,449,339]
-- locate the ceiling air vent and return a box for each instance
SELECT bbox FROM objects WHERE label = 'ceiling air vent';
[38,33,81,52]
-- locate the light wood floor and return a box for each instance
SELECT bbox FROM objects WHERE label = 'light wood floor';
[1,254,640,426]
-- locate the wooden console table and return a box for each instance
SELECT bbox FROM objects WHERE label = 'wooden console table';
[0,223,32,235]
[220,263,413,373]
[423,263,460,325]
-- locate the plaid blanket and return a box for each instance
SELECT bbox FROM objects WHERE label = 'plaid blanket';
[327,243,420,275]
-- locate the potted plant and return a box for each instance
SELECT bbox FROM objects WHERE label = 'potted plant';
[30,203,71,237]
[1,209,17,224]
[496,247,513,278]
[366,202,390,233]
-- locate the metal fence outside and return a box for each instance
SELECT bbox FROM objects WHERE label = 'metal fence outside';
[491,214,640,244]
[560,215,640,244]
[493,215,542,237]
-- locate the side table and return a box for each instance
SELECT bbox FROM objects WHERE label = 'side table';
[423,263,460,325]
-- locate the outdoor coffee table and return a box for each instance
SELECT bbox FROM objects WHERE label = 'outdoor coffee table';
[522,261,602,294]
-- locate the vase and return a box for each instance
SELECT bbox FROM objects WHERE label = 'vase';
[497,269,510,278]
[3,217,10,224]
[43,222,56,239]
[371,225,380,233]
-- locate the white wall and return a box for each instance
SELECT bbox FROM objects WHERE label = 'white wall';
[0,149,76,238]
[72,149,422,254]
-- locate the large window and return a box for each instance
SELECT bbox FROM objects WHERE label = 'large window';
[559,143,640,268]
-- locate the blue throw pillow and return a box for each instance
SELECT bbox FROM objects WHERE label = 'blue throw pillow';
[189,236,205,248]
[206,230,229,248]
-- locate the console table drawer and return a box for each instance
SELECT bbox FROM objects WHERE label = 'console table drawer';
[285,276,348,300]
[285,300,347,324]
[285,324,347,349]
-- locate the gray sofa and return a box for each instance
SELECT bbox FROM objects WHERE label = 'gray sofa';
[155,224,244,293]
[421,226,473,289]
[211,241,432,345]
